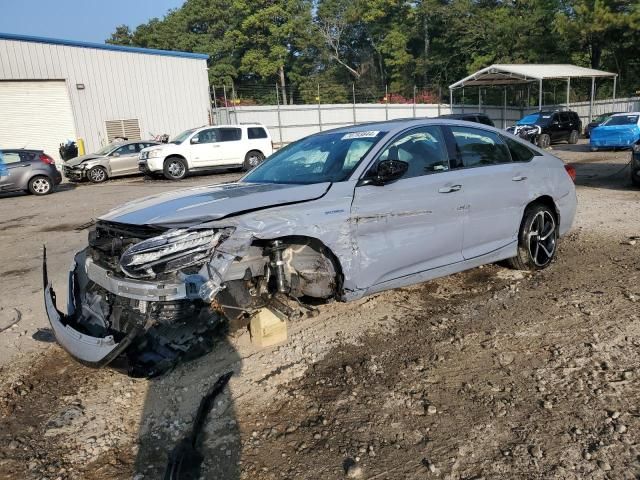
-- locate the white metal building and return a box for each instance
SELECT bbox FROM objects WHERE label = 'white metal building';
[0,32,210,164]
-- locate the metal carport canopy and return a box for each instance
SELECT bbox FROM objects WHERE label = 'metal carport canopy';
[448,64,618,123]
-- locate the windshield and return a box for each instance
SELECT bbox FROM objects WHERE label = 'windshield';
[171,129,196,144]
[94,144,117,156]
[242,130,386,184]
[517,113,553,126]
[601,115,639,126]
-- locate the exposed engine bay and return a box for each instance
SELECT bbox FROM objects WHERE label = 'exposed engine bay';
[43,219,341,376]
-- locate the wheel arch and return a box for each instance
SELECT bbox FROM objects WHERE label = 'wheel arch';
[526,195,560,225]
[254,234,346,297]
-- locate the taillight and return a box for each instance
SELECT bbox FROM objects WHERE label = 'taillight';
[39,153,55,165]
[564,164,576,182]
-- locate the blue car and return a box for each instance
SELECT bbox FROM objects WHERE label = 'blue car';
[590,112,640,151]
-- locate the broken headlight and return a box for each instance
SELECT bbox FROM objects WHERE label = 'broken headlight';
[120,229,222,278]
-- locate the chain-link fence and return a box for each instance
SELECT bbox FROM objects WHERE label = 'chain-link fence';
[209,82,640,146]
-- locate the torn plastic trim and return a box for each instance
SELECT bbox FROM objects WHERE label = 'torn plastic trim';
[43,246,147,367]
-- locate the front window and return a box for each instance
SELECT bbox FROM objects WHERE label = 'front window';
[517,113,553,126]
[601,115,639,126]
[171,129,197,144]
[242,130,386,184]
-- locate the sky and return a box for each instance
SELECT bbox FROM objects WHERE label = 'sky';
[0,0,185,43]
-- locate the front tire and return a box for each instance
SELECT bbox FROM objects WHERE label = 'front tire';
[537,134,551,149]
[243,150,265,171]
[87,166,108,183]
[508,204,558,271]
[163,157,187,180]
[632,167,640,187]
[568,130,579,144]
[28,176,53,196]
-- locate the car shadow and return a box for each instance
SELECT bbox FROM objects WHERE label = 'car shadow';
[0,182,76,199]
[549,143,592,153]
[133,334,243,479]
[572,160,636,191]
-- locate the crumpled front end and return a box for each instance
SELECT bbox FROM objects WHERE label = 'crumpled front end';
[42,221,243,376]
[44,214,344,375]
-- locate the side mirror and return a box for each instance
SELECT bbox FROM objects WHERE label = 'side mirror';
[111,152,120,157]
[372,159,409,185]
[190,136,200,144]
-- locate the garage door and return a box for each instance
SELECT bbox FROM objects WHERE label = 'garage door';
[0,80,76,167]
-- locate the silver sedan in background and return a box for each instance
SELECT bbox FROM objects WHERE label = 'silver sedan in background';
[63,140,160,183]
[44,119,577,374]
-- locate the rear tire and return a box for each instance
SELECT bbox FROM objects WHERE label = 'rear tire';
[28,176,53,196]
[508,204,558,271]
[163,157,187,180]
[537,134,551,149]
[243,150,265,171]
[568,130,579,144]
[87,166,108,183]
[632,167,640,187]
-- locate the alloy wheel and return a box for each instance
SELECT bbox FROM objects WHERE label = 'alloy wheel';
[168,160,185,178]
[527,211,556,266]
[248,153,262,168]
[89,168,106,182]
[32,178,50,194]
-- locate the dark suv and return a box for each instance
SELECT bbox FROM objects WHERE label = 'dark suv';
[632,140,640,187]
[439,112,495,127]
[507,110,582,148]
[0,149,62,195]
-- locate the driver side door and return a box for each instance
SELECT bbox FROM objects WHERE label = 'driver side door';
[109,143,141,176]
[351,125,466,291]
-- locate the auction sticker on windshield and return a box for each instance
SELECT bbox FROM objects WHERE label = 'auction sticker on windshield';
[341,131,381,140]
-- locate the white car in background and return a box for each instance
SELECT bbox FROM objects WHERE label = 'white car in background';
[139,124,273,180]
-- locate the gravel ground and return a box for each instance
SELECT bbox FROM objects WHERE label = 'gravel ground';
[0,141,638,480]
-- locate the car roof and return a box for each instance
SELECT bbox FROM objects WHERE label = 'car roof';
[1,148,44,152]
[611,112,640,116]
[315,117,507,136]
[439,113,489,118]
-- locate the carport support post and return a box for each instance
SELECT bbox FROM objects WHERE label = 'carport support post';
[478,87,481,112]
[538,79,543,111]
[275,83,283,146]
[566,78,571,109]
[589,76,595,123]
[612,75,617,111]
[415,86,418,118]
[352,83,357,124]
[502,87,507,129]
[449,88,453,113]
[317,84,323,132]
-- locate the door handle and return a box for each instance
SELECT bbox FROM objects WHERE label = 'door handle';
[438,184,462,193]
[512,176,527,182]
[212,144,221,148]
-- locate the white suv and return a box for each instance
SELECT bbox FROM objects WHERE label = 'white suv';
[138,124,273,180]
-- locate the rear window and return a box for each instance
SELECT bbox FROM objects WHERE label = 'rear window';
[218,128,242,142]
[503,136,535,162]
[248,127,268,139]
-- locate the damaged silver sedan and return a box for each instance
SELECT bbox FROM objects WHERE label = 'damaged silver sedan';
[44,119,577,375]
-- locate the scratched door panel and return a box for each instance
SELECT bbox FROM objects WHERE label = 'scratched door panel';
[351,171,465,288]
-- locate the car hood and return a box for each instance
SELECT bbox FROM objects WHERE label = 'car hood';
[591,124,640,137]
[65,154,103,166]
[99,182,332,228]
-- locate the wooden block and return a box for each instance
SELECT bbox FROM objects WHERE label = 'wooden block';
[250,308,288,347]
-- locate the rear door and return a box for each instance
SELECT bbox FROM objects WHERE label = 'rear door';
[109,143,141,176]
[446,125,530,259]
[215,128,244,165]
[247,127,273,156]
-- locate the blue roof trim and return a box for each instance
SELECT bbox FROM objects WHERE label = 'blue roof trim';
[0,32,209,60]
